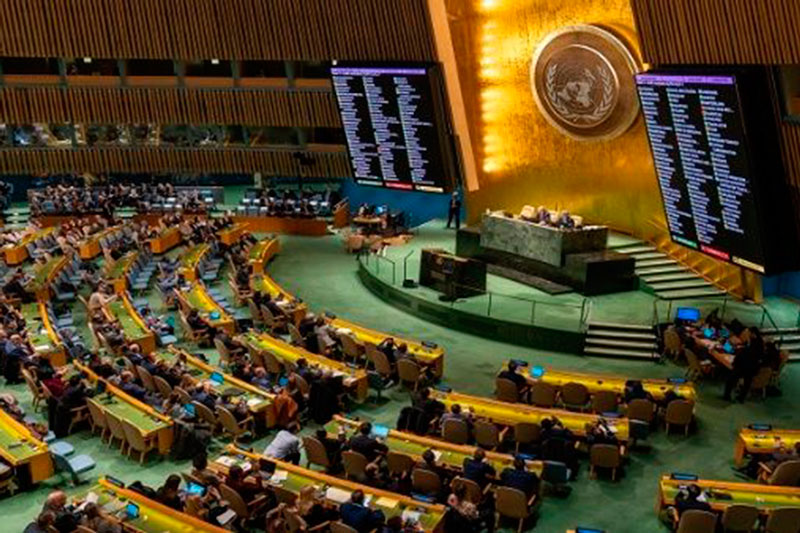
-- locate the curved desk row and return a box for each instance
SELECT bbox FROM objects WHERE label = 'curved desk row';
[149,226,182,254]
[248,237,281,274]
[658,474,800,512]
[106,251,139,294]
[2,226,56,265]
[78,225,124,260]
[179,243,211,282]
[217,222,251,246]
[0,409,53,485]
[103,294,156,355]
[25,255,68,302]
[176,283,235,334]
[735,426,800,466]
[22,301,66,366]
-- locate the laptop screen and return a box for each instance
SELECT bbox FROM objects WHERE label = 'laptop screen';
[670,473,699,481]
[675,307,701,322]
[371,425,390,439]
[210,372,224,385]
[529,366,545,378]
[183,403,196,417]
[186,482,206,496]
[126,503,140,519]
[576,528,605,533]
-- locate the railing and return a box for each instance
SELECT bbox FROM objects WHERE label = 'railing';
[360,253,591,333]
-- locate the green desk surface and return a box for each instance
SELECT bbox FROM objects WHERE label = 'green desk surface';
[108,300,149,339]
[21,303,57,352]
[181,244,208,268]
[0,415,43,462]
[90,395,168,434]
[27,256,64,291]
[108,252,137,279]
[91,485,209,533]
[661,481,800,510]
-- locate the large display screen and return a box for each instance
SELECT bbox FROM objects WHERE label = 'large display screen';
[331,64,456,193]
[636,73,767,273]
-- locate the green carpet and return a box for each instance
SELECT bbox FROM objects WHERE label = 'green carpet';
[3,223,799,533]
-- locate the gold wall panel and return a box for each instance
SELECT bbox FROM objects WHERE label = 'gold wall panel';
[446,0,664,238]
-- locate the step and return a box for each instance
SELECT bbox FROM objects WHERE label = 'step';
[790,354,800,362]
[585,329,656,341]
[636,258,678,268]
[629,251,666,261]
[583,346,658,360]
[763,327,800,335]
[657,287,726,300]
[585,337,658,350]
[637,264,687,276]
[641,271,699,283]
[647,279,714,291]
[588,321,654,332]
[613,244,656,254]
[768,334,800,343]
[776,340,800,350]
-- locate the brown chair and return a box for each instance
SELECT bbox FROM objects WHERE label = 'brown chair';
[591,390,619,414]
[442,418,470,445]
[366,343,393,379]
[217,406,254,444]
[397,359,423,391]
[386,451,415,476]
[764,507,800,533]
[263,350,285,377]
[153,375,173,398]
[261,304,288,333]
[68,405,90,435]
[627,398,656,426]
[451,476,486,504]
[676,510,717,533]
[720,504,759,533]
[22,369,45,411]
[411,468,442,496]
[179,310,210,345]
[339,333,364,363]
[685,349,712,381]
[560,382,590,411]
[273,485,298,506]
[104,411,129,454]
[529,382,557,408]
[514,422,541,453]
[474,419,506,450]
[135,365,157,393]
[174,386,192,404]
[342,450,369,481]
[293,373,311,399]
[663,325,683,360]
[665,400,694,436]
[302,436,331,470]
[495,486,537,533]
[749,367,773,399]
[86,400,109,442]
[589,444,621,481]
[213,337,232,368]
[330,521,359,533]
[495,377,521,403]
[759,460,800,486]
[248,300,264,328]
[120,419,157,464]
[220,483,268,521]
[192,401,218,431]
[288,324,306,348]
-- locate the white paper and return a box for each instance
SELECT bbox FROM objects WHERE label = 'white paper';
[402,510,422,523]
[432,450,442,461]
[270,469,288,482]
[325,487,352,504]
[216,509,237,525]
[215,456,235,467]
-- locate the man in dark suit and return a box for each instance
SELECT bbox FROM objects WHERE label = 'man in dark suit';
[462,448,496,489]
[340,490,385,533]
[446,191,462,230]
[497,361,530,398]
[499,456,540,499]
[347,422,388,463]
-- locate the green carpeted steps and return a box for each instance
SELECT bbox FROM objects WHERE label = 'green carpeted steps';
[583,321,658,360]
[610,237,726,300]
[763,328,800,361]
[3,206,31,228]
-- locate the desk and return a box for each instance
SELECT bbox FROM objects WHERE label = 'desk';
[22,302,66,366]
[238,331,368,402]
[176,284,235,334]
[88,477,230,533]
[26,255,68,301]
[218,222,250,245]
[232,215,328,236]
[149,227,182,254]
[248,237,281,274]
[734,427,800,466]
[179,243,210,282]
[250,273,308,325]
[77,363,173,454]
[0,409,53,484]
[329,318,445,378]
[3,227,55,265]
[430,389,630,441]
[161,348,276,427]
[353,215,384,233]
[78,225,122,260]
[657,474,800,513]
[327,415,543,476]
[106,251,138,293]
[511,363,697,403]
[104,294,156,354]
[688,327,739,370]
[215,446,445,532]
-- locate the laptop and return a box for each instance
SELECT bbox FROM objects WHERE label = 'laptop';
[675,307,701,322]
[371,424,390,439]
[209,372,224,386]
[125,503,140,520]
[186,482,207,497]
[722,341,734,354]
[529,366,545,378]
[183,403,196,418]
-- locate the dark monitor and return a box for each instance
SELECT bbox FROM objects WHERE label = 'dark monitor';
[670,473,699,481]
[675,307,701,322]
[95,380,107,395]
[748,423,772,431]
[576,529,606,533]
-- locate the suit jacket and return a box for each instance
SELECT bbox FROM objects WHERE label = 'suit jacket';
[340,502,385,533]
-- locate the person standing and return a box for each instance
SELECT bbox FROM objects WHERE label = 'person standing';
[446,191,462,230]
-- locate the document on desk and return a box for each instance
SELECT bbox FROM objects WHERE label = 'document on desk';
[326,487,352,504]
[376,496,399,509]
[402,510,422,523]
[270,469,288,482]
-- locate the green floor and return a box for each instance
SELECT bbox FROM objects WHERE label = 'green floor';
[3,223,800,533]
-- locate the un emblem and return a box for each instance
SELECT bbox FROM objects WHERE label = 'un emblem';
[531,25,641,141]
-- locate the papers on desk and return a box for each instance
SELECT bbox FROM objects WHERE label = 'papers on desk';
[215,456,236,467]
[376,496,399,509]
[76,491,99,512]
[331,370,346,378]
[34,345,50,352]
[270,469,288,483]
[432,450,443,462]
[246,398,262,407]
[216,508,237,526]
[402,510,422,524]
[325,487,352,504]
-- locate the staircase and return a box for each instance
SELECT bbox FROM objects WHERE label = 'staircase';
[583,321,659,360]
[610,238,726,300]
[763,328,800,362]
[2,206,31,229]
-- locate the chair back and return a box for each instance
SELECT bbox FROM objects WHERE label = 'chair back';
[663,326,683,357]
[386,451,415,476]
[451,476,483,504]
[192,401,218,427]
[23,370,43,400]
[495,377,519,403]
[411,468,441,495]
[676,510,717,533]
[627,398,656,424]
[765,507,800,533]
[153,375,173,397]
[302,436,331,468]
[750,366,773,393]
[665,400,694,426]
[397,359,421,385]
[769,460,800,486]
[366,344,393,377]
[293,373,310,397]
[263,350,284,375]
[530,382,557,407]
[213,338,231,367]
[474,419,501,449]
[340,333,363,360]
[104,411,128,442]
[219,483,249,519]
[273,485,298,506]
[514,422,541,445]
[442,418,469,445]
[721,504,759,532]
[120,419,147,453]
[217,406,244,437]
[135,365,156,392]
[248,300,263,326]
[342,451,368,480]
[590,444,621,468]
[288,324,305,347]
[174,386,192,404]
[331,522,359,533]
[86,400,108,430]
[684,349,704,377]
[591,390,619,414]
[495,487,529,519]
[560,382,589,409]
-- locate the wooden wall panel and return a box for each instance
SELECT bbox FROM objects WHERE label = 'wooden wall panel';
[0,87,342,127]
[631,0,800,65]
[0,147,351,176]
[0,0,437,61]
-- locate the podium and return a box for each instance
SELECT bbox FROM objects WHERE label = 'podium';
[419,249,486,299]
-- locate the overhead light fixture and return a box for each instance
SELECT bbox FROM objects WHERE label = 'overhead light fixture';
[211,58,220,65]
[83,57,92,64]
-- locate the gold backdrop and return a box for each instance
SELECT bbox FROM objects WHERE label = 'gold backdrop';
[446,0,664,237]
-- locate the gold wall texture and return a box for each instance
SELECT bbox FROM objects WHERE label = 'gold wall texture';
[446,0,664,237]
